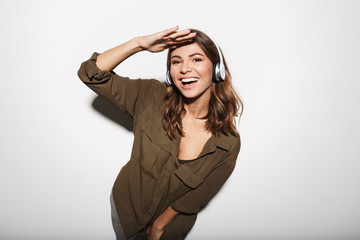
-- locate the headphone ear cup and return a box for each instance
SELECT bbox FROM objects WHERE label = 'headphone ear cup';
[166,69,172,86]
[213,41,226,82]
[213,63,220,82]
[219,61,226,81]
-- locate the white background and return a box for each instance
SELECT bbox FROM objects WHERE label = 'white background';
[1,0,359,239]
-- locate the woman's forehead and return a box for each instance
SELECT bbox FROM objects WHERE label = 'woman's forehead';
[171,42,206,57]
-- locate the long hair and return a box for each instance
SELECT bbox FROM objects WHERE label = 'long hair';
[162,29,243,139]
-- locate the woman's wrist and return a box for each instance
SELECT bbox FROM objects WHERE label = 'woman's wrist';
[131,36,145,52]
[121,37,144,55]
[153,219,165,231]
[152,206,179,231]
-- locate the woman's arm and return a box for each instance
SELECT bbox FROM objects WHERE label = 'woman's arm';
[96,37,143,71]
[146,206,179,240]
[78,26,196,118]
[96,26,196,72]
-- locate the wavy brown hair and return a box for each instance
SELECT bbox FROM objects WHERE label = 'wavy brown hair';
[162,29,243,139]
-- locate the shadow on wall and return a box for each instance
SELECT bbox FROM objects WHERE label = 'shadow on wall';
[92,95,134,132]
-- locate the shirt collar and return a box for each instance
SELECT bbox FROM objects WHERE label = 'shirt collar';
[143,117,235,157]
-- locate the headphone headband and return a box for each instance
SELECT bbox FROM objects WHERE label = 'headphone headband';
[213,41,226,82]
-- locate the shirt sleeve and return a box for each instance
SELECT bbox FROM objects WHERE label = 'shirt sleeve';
[170,139,240,214]
[77,52,157,119]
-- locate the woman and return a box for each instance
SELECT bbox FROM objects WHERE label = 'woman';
[78,26,243,240]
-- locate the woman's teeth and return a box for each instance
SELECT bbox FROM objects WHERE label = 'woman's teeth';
[181,78,199,84]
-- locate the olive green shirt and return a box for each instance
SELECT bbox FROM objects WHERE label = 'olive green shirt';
[77,52,240,239]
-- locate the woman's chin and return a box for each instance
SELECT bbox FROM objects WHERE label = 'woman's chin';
[179,87,211,103]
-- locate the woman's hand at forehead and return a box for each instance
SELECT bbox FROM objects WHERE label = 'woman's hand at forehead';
[138,26,196,53]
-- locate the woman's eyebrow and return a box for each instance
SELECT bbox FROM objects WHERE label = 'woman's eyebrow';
[189,53,204,57]
[171,53,204,59]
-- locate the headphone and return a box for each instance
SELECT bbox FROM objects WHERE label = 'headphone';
[165,41,226,86]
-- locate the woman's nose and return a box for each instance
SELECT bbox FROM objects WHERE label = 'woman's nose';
[180,61,192,74]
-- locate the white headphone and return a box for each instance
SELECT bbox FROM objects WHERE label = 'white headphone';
[165,40,226,86]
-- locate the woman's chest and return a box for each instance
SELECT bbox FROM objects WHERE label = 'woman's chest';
[178,129,212,160]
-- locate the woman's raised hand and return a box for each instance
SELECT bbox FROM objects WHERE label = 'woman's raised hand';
[138,26,196,53]
[95,26,195,71]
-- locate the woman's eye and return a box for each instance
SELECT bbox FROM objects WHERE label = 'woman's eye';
[194,58,202,62]
[171,60,180,65]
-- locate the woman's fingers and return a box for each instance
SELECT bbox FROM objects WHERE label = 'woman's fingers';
[166,29,192,40]
[142,26,196,52]
[158,26,196,43]
[165,32,196,49]
[160,26,180,38]
[172,32,196,42]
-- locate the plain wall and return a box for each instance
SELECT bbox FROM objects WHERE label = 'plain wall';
[0,0,359,239]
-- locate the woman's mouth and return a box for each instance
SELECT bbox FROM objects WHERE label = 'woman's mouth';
[181,77,198,85]
[180,77,198,89]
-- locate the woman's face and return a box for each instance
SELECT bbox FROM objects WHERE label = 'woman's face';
[170,42,213,100]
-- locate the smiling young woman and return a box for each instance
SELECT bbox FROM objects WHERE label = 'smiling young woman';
[78,26,243,240]
[163,29,242,141]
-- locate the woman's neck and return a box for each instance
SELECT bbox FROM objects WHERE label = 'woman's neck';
[183,90,210,119]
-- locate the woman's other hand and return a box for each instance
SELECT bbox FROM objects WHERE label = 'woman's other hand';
[145,206,179,240]
[146,224,163,240]
[138,26,196,53]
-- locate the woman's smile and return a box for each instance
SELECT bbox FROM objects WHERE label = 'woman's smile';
[179,77,199,89]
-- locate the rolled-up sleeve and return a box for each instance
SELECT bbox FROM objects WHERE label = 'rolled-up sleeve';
[77,52,154,119]
[170,140,240,214]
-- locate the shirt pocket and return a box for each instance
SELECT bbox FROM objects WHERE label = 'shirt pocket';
[167,164,205,202]
[174,164,204,189]
[138,120,171,178]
